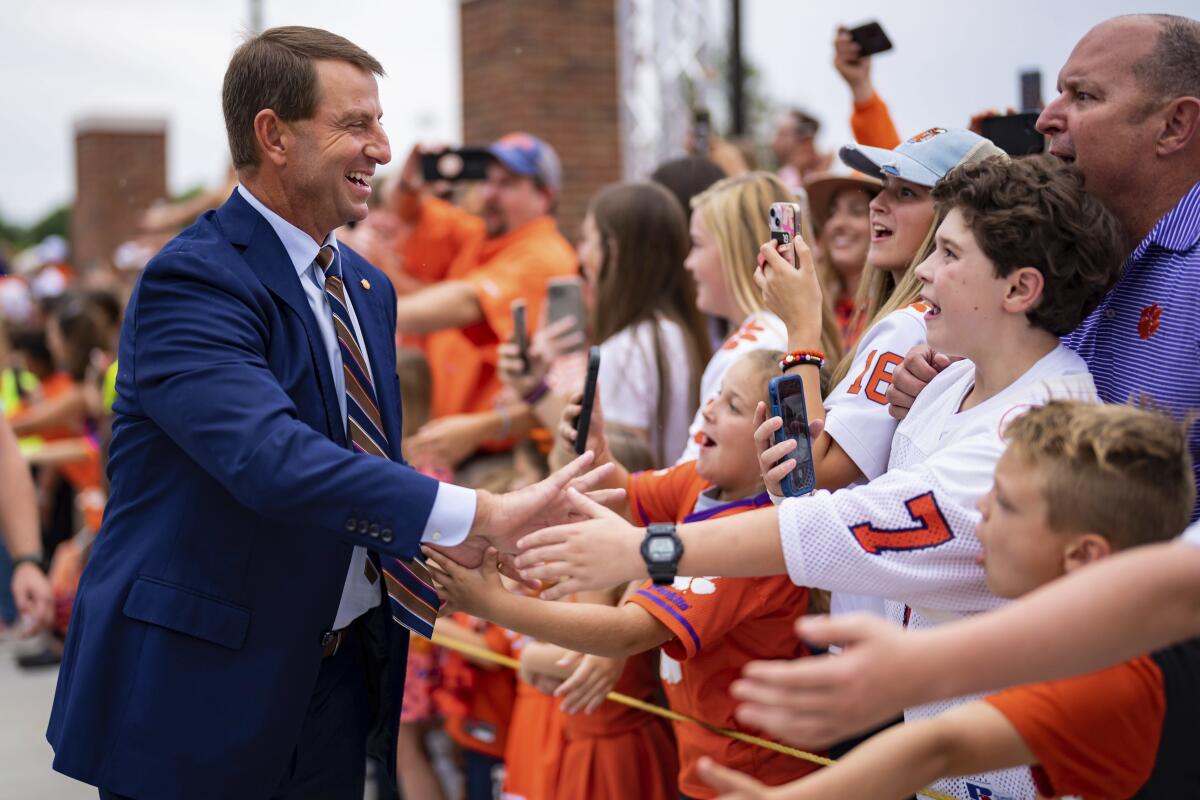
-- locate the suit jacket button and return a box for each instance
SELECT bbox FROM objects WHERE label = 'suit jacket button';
[381,529,393,543]
[320,631,335,646]
[345,518,357,532]
[369,524,380,538]
[358,520,369,534]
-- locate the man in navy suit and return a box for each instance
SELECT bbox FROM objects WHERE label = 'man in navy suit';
[47,26,606,800]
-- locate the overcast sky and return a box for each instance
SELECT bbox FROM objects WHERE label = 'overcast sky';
[2,1,1195,225]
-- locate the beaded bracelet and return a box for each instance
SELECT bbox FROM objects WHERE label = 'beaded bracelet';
[780,350,825,372]
[522,379,551,406]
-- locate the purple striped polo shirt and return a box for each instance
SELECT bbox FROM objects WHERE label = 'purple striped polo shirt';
[1063,179,1200,520]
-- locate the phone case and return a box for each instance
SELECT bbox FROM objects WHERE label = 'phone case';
[769,202,802,267]
[511,300,529,374]
[768,374,816,497]
[575,347,602,456]
[848,22,893,58]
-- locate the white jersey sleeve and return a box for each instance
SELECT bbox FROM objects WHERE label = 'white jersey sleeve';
[677,311,788,463]
[1181,521,1200,547]
[778,436,1001,613]
[823,305,928,481]
[782,344,1097,616]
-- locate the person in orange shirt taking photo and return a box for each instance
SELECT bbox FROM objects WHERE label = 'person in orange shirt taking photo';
[393,133,577,469]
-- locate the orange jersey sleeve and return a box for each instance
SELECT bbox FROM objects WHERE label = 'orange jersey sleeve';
[984,655,1166,800]
[399,196,484,285]
[850,91,901,149]
[626,461,710,526]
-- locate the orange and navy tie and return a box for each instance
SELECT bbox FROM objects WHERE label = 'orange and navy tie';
[317,245,441,639]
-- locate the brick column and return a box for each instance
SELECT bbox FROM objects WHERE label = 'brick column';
[72,117,168,270]
[460,0,621,238]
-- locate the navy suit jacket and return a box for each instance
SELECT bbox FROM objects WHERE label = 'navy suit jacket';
[47,190,437,799]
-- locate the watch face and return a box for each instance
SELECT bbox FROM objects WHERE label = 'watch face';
[647,536,676,562]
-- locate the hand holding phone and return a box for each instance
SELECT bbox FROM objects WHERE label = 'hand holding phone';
[847,21,893,59]
[574,347,602,456]
[546,277,587,353]
[769,202,803,268]
[768,374,816,497]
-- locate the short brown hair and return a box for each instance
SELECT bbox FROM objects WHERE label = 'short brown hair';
[932,155,1124,336]
[1004,401,1195,550]
[222,26,384,169]
[1132,15,1200,107]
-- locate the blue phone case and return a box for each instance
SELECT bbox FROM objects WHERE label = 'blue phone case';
[768,374,816,497]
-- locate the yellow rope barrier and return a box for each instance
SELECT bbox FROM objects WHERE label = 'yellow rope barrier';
[431,633,958,800]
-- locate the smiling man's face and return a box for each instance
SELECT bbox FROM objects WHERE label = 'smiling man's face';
[285,58,391,240]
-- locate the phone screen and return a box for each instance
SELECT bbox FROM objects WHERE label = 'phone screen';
[771,375,815,496]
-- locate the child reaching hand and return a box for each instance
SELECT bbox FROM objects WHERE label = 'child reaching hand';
[697,400,1197,800]
[428,350,820,800]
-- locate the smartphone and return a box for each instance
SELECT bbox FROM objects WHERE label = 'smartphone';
[692,108,712,154]
[848,21,893,58]
[1019,69,1043,112]
[768,202,803,267]
[511,299,529,374]
[546,277,586,353]
[768,374,816,497]
[574,346,602,456]
[980,112,1045,156]
[420,147,492,183]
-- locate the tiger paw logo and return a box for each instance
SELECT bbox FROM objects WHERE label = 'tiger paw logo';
[1138,303,1162,340]
[672,576,717,595]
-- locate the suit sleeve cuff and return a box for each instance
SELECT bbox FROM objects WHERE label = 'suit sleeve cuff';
[421,482,475,547]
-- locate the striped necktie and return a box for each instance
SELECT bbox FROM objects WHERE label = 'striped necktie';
[316,245,441,639]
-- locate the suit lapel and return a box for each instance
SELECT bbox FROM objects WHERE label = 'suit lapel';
[340,256,400,459]
[213,191,345,445]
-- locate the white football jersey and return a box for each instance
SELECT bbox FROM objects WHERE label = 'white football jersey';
[779,344,1097,800]
[1181,520,1200,547]
[677,310,788,463]
[824,303,929,481]
[823,303,929,619]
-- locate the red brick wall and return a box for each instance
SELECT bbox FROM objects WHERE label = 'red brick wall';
[72,118,168,270]
[460,0,621,239]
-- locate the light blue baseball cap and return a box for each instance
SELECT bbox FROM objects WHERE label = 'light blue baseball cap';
[839,127,1006,188]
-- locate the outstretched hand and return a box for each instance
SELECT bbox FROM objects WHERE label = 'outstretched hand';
[424,545,506,618]
[554,651,626,714]
[731,613,914,748]
[514,488,644,600]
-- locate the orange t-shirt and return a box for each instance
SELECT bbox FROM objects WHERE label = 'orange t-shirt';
[412,200,577,422]
[15,372,102,491]
[985,654,1170,800]
[501,633,566,800]
[851,92,901,150]
[433,615,517,760]
[624,462,820,798]
[552,635,678,800]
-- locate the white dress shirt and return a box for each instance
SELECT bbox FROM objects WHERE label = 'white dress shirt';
[237,185,475,629]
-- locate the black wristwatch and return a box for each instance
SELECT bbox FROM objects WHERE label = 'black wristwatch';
[640,523,684,586]
[11,552,46,573]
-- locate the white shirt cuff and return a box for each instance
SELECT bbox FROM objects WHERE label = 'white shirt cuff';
[421,482,475,547]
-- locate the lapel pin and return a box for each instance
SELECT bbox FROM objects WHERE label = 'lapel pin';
[360,278,371,290]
